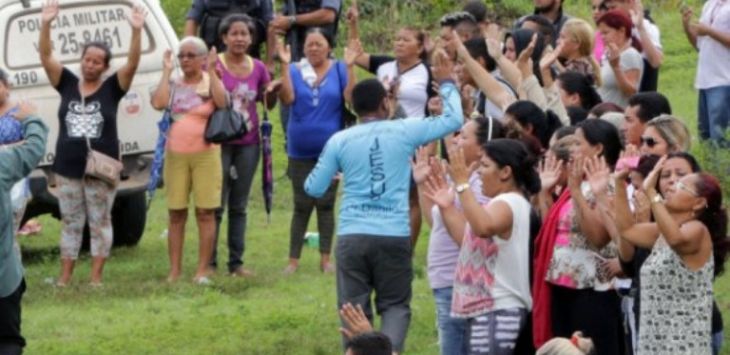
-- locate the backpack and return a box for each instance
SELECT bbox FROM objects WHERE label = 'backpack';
[199,0,267,57]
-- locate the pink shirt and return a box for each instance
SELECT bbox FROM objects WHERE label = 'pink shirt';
[167,74,217,154]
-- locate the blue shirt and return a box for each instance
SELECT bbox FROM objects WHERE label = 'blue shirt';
[287,60,345,159]
[304,82,462,237]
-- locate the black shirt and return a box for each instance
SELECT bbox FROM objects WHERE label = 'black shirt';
[53,68,127,179]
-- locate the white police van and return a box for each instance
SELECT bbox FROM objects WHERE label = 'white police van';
[0,0,179,246]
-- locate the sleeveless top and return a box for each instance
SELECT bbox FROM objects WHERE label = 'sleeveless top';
[638,235,714,355]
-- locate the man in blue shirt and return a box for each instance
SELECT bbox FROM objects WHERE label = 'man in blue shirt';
[305,51,461,354]
[0,110,48,355]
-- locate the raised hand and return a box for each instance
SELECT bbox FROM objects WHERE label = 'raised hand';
[422,159,455,208]
[516,34,537,78]
[633,189,651,223]
[584,156,611,196]
[539,155,563,192]
[411,146,432,185]
[431,48,455,83]
[128,4,148,30]
[681,5,694,26]
[339,303,373,339]
[606,43,621,68]
[346,0,359,25]
[41,0,59,24]
[427,96,442,115]
[539,42,562,72]
[630,0,645,29]
[451,30,471,63]
[344,39,363,67]
[13,100,37,121]
[642,155,666,192]
[162,49,173,73]
[207,47,219,72]
[276,40,292,65]
[567,156,584,193]
[446,147,472,186]
[485,37,502,61]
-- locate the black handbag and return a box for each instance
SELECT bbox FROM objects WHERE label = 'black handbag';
[205,96,248,143]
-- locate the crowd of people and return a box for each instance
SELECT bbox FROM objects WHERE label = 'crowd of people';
[1,0,730,354]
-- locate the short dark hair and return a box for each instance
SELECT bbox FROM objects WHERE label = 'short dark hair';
[352,79,387,117]
[440,11,477,28]
[577,119,624,168]
[627,92,672,124]
[557,71,603,110]
[82,41,112,68]
[567,106,589,125]
[218,14,257,43]
[463,0,488,23]
[346,332,393,355]
[464,37,497,72]
[483,138,541,195]
[474,115,506,146]
[505,100,563,150]
[521,15,555,45]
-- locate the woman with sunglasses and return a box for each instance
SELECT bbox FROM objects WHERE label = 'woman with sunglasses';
[613,156,729,354]
[638,115,691,156]
[151,37,228,284]
[415,115,504,355]
[277,29,360,274]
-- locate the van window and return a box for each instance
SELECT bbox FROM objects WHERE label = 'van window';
[3,0,158,87]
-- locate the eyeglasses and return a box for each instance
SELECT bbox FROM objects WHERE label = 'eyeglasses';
[177,53,201,60]
[640,136,658,148]
[676,181,699,197]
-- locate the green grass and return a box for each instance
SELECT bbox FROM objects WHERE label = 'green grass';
[16,0,730,354]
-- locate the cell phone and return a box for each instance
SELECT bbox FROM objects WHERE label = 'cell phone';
[616,156,640,171]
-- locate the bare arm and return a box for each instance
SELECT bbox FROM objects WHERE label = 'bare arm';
[118,6,147,91]
[39,0,63,87]
[455,40,515,113]
[291,8,337,26]
[647,189,706,255]
[613,174,660,248]
[700,25,730,48]
[682,6,699,50]
[207,50,227,109]
[184,19,198,37]
[150,50,173,110]
[632,5,663,69]
[276,41,295,105]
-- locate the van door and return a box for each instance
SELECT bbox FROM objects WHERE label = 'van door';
[0,0,179,167]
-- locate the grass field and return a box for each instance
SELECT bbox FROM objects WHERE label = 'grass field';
[15,0,730,354]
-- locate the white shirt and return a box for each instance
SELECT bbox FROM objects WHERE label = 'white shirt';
[598,47,644,108]
[695,0,730,89]
[490,192,533,311]
[376,61,430,118]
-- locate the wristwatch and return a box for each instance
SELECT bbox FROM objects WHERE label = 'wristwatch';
[650,194,664,205]
[455,183,470,194]
[288,15,296,27]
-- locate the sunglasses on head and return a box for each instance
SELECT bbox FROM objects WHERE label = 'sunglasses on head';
[640,136,658,148]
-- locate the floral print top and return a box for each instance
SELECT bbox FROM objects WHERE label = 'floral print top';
[545,183,617,291]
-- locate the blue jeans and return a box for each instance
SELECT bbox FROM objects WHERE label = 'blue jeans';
[698,85,730,142]
[432,287,468,355]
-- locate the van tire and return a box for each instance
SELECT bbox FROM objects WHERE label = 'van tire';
[111,192,147,247]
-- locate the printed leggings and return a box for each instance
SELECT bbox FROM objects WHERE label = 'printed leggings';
[57,176,116,259]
